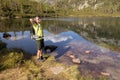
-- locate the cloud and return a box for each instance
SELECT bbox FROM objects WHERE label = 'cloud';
[44,34,73,43]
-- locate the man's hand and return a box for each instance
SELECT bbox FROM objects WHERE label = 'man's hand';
[29,18,35,24]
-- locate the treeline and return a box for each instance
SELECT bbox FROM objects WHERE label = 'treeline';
[0,0,120,18]
[0,0,60,18]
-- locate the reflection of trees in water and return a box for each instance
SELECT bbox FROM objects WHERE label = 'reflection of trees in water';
[0,19,29,32]
[43,18,120,47]
[47,25,67,34]
[8,31,27,40]
[2,31,27,40]
[42,19,120,47]
[0,19,29,40]
[66,19,120,47]
[0,18,120,47]
[42,20,69,34]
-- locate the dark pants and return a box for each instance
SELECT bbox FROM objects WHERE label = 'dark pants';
[36,39,44,50]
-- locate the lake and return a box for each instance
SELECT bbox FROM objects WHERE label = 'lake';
[0,17,120,80]
[0,17,120,54]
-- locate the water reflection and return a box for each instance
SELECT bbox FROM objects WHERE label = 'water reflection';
[0,17,120,53]
[0,29,85,54]
[73,17,120,47]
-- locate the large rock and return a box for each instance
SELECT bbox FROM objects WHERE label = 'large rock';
[3,32,11,39]
[72,58,81,64]
[44,45,57,53]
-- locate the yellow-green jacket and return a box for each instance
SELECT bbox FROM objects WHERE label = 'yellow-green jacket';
[33,23,44,40]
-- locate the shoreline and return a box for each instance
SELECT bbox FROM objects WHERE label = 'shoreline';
[0,14,120,19]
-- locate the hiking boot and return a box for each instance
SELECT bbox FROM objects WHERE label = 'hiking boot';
[38,57,46,62]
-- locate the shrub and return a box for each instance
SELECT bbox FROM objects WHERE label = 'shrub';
[0,48,24,71]
[0,41,6,50]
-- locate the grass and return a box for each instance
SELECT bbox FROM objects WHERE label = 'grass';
[0,48,24,71]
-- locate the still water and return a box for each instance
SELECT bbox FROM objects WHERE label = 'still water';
[0,17,120,54]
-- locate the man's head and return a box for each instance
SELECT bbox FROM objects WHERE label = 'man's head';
[34,16,41,23]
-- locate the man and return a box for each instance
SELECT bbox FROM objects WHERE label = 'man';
[29,16,44,61]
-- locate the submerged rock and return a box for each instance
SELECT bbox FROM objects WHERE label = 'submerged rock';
[101,72,110,76]
[72,58,81,64]
[44,45,57,53]
[69,54,75,59]
[66,51,81,64]
[66,51,75,59]
[85,50,91,54]
[3,32,11,39]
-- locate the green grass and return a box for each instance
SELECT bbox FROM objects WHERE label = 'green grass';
[0,48,24,71]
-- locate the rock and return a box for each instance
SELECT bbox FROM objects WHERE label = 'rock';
[46,49,51,53]
[66,51,73,56]
[85,50,91,54]
[66,51,80,64]
[3,32,11,39]
[66,51,76,59]
[69,54,75,59]
[44,45,57,53]
[101,72,110,76]
[72,58,81,64]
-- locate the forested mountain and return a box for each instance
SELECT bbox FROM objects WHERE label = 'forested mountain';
[0,0,120,18]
